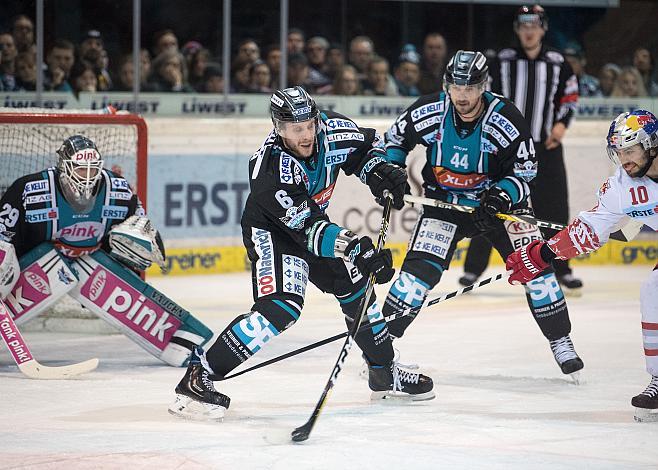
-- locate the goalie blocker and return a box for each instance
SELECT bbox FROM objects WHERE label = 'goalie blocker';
[5,243,212,366]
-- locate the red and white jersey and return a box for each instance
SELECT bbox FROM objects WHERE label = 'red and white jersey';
[548,166,658,259]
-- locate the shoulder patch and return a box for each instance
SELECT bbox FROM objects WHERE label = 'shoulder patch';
[279,154,295,184]
[498,48,516,60]
[544,50,565,64]
[410,101,444,123]
[325,118,358,131]
[326,132,365,143]
[23,179,49,195]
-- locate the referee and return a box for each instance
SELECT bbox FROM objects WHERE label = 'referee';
[460,4,583,294]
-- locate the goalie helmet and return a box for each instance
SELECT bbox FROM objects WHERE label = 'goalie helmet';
[270,86,319,137]
[606,110,658,175]
[56,135,104,209]
[515,4,548,30]
[444,50,488,87]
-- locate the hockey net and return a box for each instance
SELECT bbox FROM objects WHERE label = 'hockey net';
[0,107,148,332]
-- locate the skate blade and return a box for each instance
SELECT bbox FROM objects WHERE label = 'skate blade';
[370,390,436,402]
[168,394,226,422]
[634,407,658,422]
[569,371,582,385]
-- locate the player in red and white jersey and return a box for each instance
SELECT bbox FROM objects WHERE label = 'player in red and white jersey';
[506,109,658,421]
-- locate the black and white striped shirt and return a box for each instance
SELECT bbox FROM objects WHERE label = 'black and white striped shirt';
[489,46,579,144]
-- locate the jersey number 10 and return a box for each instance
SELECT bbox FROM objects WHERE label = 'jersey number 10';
[629,186,649,205]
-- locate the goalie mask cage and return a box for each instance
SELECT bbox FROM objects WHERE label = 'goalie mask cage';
[0,107,148,333]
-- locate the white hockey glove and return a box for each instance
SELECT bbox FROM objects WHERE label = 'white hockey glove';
[0,239,20,299]
[108,215,167,272]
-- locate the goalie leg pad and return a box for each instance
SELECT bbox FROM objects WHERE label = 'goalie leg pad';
[8,243,79,325]
[0,239,20,299]
[69,250,212,366]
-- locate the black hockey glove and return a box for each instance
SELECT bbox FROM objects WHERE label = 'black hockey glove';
[366,163,409,210]
[472,186,513,232]
[345,236,395,284]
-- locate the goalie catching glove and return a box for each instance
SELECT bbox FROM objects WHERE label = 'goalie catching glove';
[108,215,167,272]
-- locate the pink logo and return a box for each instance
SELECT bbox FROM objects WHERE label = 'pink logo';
[57,222,103,242]
[72,149,100,162]
[4,262,52,318]
[80,267,181,351]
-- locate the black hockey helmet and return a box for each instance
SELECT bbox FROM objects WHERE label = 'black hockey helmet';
[514,4,548,30]
[444,50,489,87]
[270,86,319,125]
[56,134,104,208]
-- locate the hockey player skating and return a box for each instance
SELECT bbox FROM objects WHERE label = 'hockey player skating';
[0,135,213,367]
[506,110,658,421]
[381,50,583,378]
[169,86,434,421]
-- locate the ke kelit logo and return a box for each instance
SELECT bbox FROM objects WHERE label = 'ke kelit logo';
[4,262,52,318]
[253,229,275,297]
[23,180,49,195]
[80,267,181,350]
[56,221,103,242]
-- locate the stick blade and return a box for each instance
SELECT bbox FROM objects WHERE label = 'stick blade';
[19,357,99,379]
[291,421,313,442]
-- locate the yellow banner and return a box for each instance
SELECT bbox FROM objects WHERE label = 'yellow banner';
[147,239,658,277]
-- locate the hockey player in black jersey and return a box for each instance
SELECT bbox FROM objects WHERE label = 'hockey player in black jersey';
[169,86,434,421]
[380,51,583,379]
[0,135,213,366]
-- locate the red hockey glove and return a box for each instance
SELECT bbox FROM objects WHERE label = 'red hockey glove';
[505,240,551,285]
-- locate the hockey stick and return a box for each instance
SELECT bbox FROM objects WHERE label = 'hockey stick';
[291,192,394,442]
[0,299,99,379]
[224,271,505,382]
[403,194,644,242]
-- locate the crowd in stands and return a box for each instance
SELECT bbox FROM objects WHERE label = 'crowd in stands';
[1,13,657,98]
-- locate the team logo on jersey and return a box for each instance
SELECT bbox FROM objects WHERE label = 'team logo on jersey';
[490,113,520,141]
[102,205,129,219]
[25,208,58,223]
[311,182,335,210]
[598,180,611,197]
[279,201,311,230]
[252,229,275,297]
[279,155,294,184]
[325,118,357,131]
[514,161,538,181]
[23,180,49,195]
[411,102,443,122]
[623,202,658,219]
[25,194,52,204]
[56,221,104,242]
[57,266,75,285]
[110,178,130,190]
[432,167,488,190]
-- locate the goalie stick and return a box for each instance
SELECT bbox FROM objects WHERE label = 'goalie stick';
[0,299,99,379]
[223,273,506,381]
[403,194,645,242]
[291,192,394,443]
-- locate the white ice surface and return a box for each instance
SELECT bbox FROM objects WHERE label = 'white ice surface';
[2,266,658,469]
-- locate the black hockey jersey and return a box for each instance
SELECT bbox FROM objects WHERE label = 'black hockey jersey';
[0,168,142,258]
[242,110,386,258]
[384,90,536,208]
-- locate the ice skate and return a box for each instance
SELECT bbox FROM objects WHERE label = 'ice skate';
[549,335,584,383]
[632,376,658,422]
[168,348,230,421]
[557,274,583,297]
[458,272,479,289]
[369,359,435,401]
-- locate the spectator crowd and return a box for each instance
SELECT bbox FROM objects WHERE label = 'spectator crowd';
[1,13,657,98]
